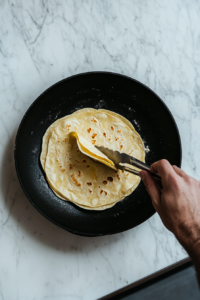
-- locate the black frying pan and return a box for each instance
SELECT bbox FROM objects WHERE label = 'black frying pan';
[14,72,182,236]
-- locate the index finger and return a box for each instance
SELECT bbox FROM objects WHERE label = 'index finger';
[151,159,176,182]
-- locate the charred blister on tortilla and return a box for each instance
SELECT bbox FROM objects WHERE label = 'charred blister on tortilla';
[87,128,92,133]
[100,190,108,196]
[91,117,97,123]
[62,137,68,143]
[70,173,81,187]
[107,177,113,182]
[66,124,71,131]
[92,133,97,139]
[102,177,114,185]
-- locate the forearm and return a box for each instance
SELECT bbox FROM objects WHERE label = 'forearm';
[178,237,200,285]
[141,161,200,285]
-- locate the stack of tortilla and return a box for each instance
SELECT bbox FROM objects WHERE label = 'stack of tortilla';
[40,108,145,210]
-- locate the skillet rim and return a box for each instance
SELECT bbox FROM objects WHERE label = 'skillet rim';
[14,71,182,236]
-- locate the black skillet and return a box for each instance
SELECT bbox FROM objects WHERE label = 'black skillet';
[14,72,182,236]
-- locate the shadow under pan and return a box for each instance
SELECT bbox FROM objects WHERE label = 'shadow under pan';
[14,72,182,236]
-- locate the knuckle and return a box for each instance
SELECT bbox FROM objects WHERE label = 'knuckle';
[173,178,180,189]
[168,173,175,181]
[168,173,179,187]
[186,176,193,185]
[160,159,169,166]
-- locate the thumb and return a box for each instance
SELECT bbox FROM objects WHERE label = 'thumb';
[139,171,161,211]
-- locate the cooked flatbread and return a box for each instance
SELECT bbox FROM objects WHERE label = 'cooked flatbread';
[41,108,145,210]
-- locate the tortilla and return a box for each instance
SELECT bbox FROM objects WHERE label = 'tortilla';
[40,108,145,210]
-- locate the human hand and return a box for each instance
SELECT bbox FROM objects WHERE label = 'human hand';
[139,160,200,251]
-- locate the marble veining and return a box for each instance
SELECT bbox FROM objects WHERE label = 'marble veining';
[0,0,200,299]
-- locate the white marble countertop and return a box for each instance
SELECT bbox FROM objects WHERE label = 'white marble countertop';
[1,0,200,299]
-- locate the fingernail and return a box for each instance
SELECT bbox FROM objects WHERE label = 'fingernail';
[139,171,145,180]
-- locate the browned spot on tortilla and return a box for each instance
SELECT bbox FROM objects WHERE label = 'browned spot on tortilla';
[71,174,81,186]
[117,130,121,133]
[104,191,107,196]
[56,160,58,162]
[87,128,92,133]
[78,170,81,177]
[92,133,97,139]
[98,186,100,188]
[62,138,68,143]
[107,177,113,182]
[108,138,111,141]
[69,158,71,160]
[126,173,129,177]
[66,125,71,131]
[87,182,92,186]
[129,150,133,155]
[122,170,124,173]
[100,190,103,194]
[91,118,97,123]
[111,126,114,131]
[61,168,65,173]
[82,159,86,163]
[115,137,119,141]
[75,160,80,163]
[86,165,90,168]
[103,132,106,137]
[117,174,120,180]
[103,180,107,185]
[88,189,92,194]
[92,140,96,144]
[58,141,60,143]
[120,145,123,150]
[69,164,73,170]
[75,126,77,130]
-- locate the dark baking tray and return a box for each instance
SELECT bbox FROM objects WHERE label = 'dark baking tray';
[99,258,199,300]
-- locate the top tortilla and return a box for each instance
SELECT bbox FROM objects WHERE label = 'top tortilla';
[40,108,145,209]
